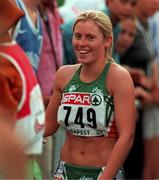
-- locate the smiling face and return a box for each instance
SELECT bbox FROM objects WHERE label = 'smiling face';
[72,19,110,65]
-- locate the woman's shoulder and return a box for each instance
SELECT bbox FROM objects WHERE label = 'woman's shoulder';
[107,62,134,93]
[109,62,131,78]
[57,64,81,75]
[54,64,81,86]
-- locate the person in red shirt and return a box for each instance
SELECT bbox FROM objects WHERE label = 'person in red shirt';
[0,0,45,179]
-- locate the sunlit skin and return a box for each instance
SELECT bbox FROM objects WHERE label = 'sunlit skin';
[72,20,113,83]
[72,20,112,76]
[115,18,136,54]
[46,15,136,179]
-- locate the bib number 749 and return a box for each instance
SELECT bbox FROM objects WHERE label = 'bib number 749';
[63,106,97,128]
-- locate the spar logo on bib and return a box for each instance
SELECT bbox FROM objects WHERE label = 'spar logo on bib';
[61,93,102,106]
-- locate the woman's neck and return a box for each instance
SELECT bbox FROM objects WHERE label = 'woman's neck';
[80,59,108,83]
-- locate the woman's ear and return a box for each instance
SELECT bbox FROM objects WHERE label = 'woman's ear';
[104,36,113,48]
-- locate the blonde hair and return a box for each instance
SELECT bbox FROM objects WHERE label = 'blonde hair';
[73,10,114,60]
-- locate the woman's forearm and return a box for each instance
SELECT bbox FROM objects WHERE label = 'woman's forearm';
[99,133,134,179]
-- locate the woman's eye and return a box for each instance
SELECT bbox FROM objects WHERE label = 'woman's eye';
[74,33,81,40]
[87,35,95,40]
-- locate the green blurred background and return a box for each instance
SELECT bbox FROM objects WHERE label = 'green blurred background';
[57,0,65,6]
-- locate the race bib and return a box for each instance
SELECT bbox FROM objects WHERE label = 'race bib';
[58,92,107,136]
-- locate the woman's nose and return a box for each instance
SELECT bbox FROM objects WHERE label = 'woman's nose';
[78,37,87,46]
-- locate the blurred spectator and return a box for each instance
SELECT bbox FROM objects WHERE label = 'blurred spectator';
[59,0,105,23]
[0,0,45,179]
[13,0,43,73]
[115,16,137,63]
[37,0,63,107]
[36,0,63,178]
[120,1,159,179]
[114,16,153,108]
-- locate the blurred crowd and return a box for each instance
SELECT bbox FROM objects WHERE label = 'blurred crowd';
[1,0,159,179]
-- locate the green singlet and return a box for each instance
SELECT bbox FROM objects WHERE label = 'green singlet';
[58,60,118,138]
